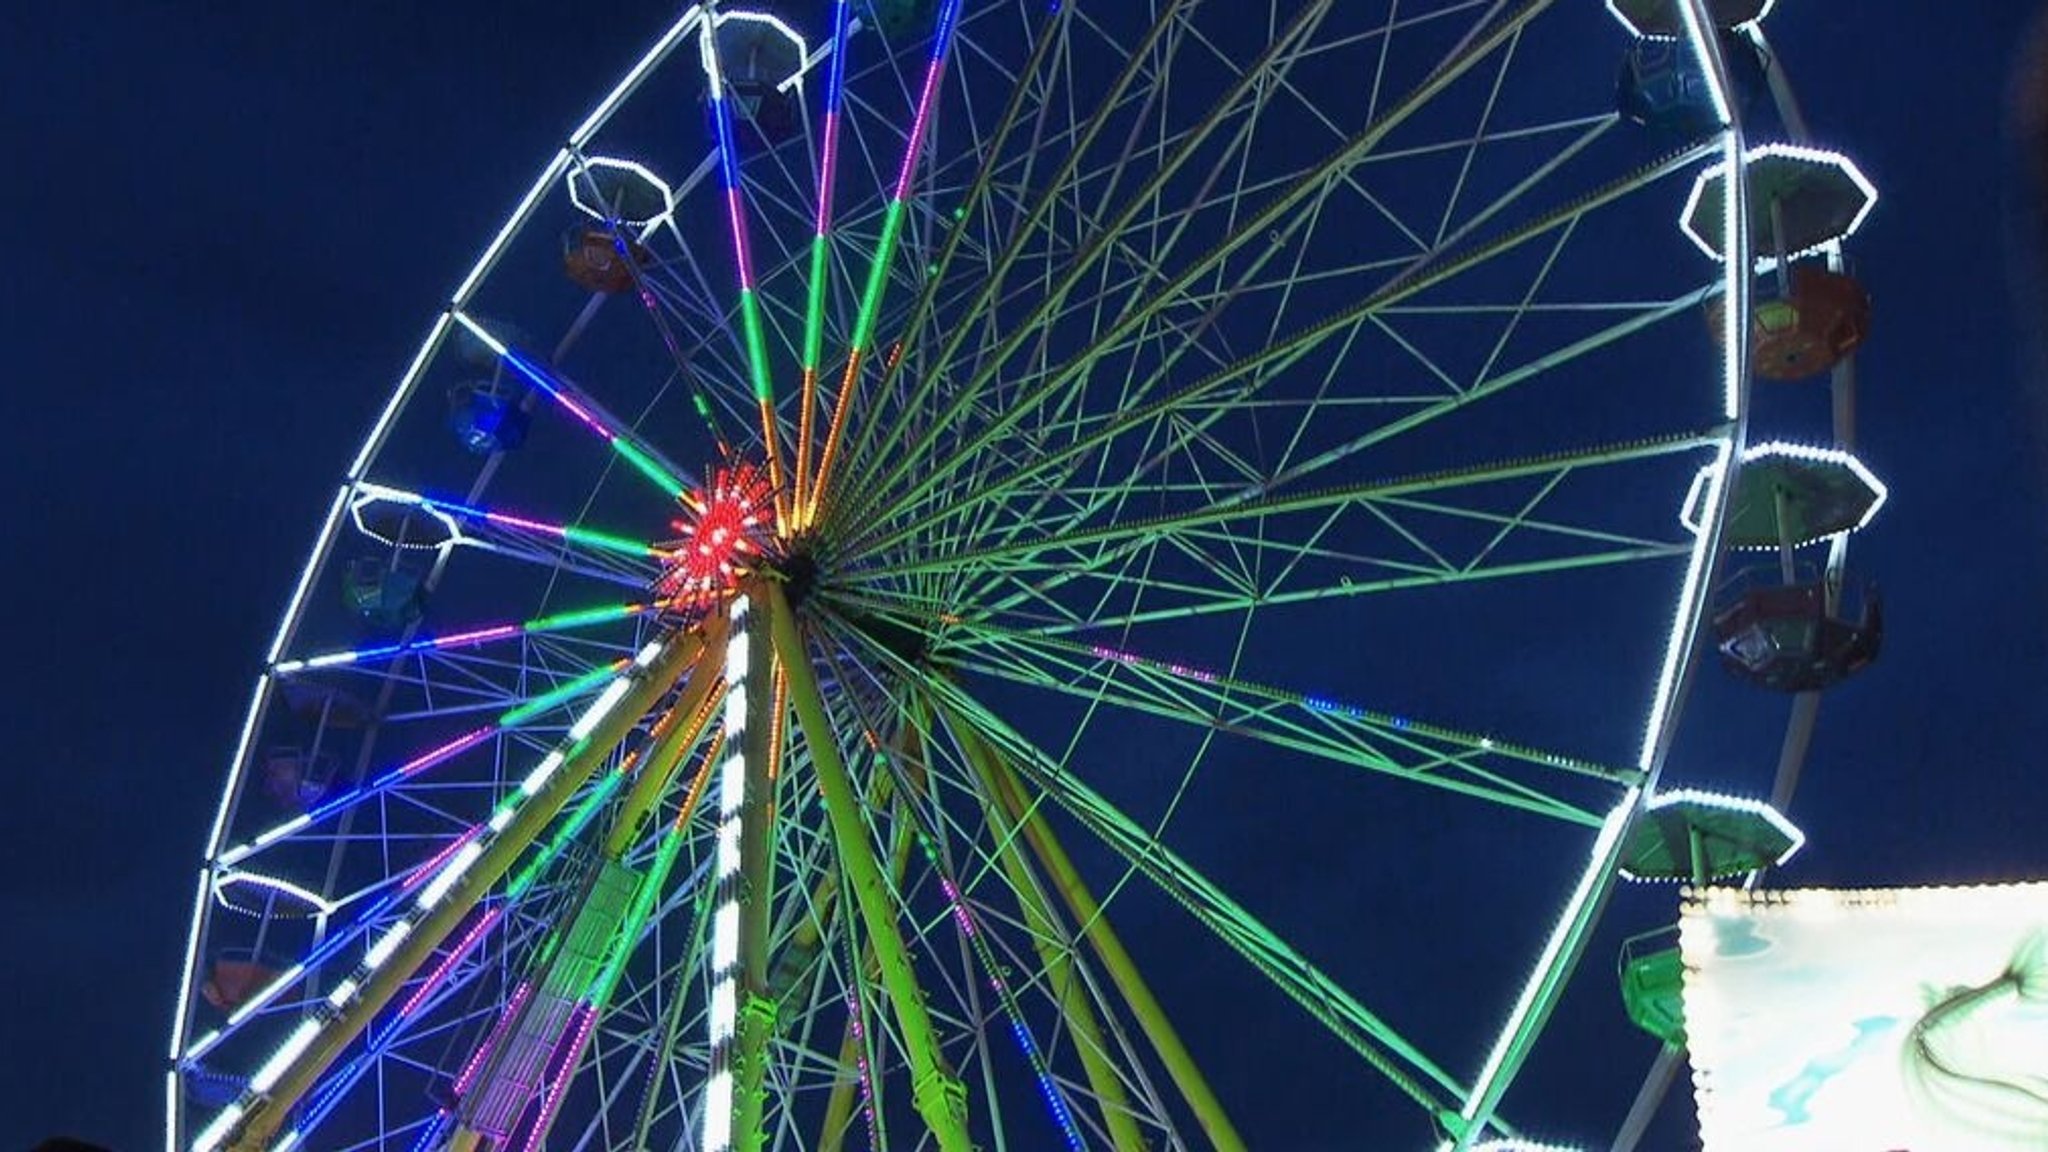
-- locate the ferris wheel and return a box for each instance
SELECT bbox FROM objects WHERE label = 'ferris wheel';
[169,2,1886,1149]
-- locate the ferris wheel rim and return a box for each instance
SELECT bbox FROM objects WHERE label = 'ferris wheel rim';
[169,5,1785,1151]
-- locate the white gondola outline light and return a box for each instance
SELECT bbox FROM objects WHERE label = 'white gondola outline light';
[566,156,677,230]
[347,482,466,552]
[1679,440,1889,546]
[212,870,338,919]
[702,9,812,95]
[1679,143,1878,264]
[1603,0,1778,40]
[1618,787,1806,882]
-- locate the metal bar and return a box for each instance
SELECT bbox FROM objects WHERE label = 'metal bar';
[761,581,973,1151]
[937,700,1248,1152]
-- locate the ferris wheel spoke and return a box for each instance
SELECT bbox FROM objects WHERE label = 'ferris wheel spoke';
[807,624,1207,1149]
[839,0,1339,531]
[832,0,1213,506]
[794,1,860,518]
[196,635,696,1152]
[940,623,1628,820]
[917,673,1482,1133]
[861,431,1717,595]
[270,599,673,678]
[449,312,697,502]
[852,0,1549,534]
[806,0,976,527]
[810,619,1176,1151]
[847,142,1714,566]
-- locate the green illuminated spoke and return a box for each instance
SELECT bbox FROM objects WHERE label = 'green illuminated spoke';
[858,432,1717,586]
[931,623,1630,821]
[845,2,1552,537]
[843,146,1715,568]
[842,0,1342,524]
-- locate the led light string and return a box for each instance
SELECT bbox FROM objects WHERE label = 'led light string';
[700,22,787,511]
[217,659,634,870]
[454,312,694,501]
[807,0,966,525]
[795,0,857,514]
[271,600,669,676]
[911,828,1086,1150]
[701,594,753,1152]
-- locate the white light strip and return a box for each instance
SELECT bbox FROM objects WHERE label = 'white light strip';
[325,979,359,1009]
[713,904,741,970]
[164,1069,181,1152]
[1457,789,1642,1139]
[248,1018,323,1094]
[244,813,315,856]
[191,1104,244,1152]
[569,7,706,147]
[1649,788,1806,863]
[1638,442,1731,772]
[346,311,455,480]
[264,486,352,667]
[226,964,309,1028]
[348,484,465,552]
[170,868,210,1058]
[716,822,742,880]
[452,148,574,306]
[1677,441,1888,542]
[702,595,750,1152]
[1678,143,1879,267]
[719,753,747,814]
[710,976,738,1043]
[214,871,338,918]
[1675,0,1733,126]
[364,921,414,970]
[566,156,677,230]
[521,750,567,797]
[569,677,635,741]
[698,15,726,90]
[703,1070,735,1152]
[205,674,273,858]
[1602,0,1779,40]
[418,841,485,911]
[1747,440,1889,528]
[451,310,508,358]
[271,1129,302,1152]
[708,10,812,94]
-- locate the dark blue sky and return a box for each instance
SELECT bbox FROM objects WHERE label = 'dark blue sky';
[6,3,2046,1149]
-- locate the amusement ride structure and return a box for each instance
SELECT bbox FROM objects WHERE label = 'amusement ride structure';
[170,1,1886,1148]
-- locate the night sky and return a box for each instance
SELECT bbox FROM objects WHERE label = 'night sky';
[7,2,2048,1150]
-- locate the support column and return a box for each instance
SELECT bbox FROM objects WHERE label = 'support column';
[762,581,973,1152]
[702,594,781,1152]
[939,700,1246,1152]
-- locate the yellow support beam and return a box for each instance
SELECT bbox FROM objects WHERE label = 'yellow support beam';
[762,581,973,1152]
[946,705,1151,1151]
[606,612,727,858]
[733,597,784,1152]
[941,701,1247,1152]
